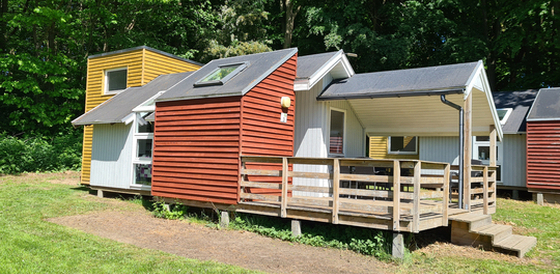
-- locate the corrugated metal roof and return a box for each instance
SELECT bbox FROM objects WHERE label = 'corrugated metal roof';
[296,51,338,79]
[492,90,538,134]
[527,87,560,121]
[88,45,203,66]
[157,48,298,102]
[318,61,480,100]
[72,72,193,126]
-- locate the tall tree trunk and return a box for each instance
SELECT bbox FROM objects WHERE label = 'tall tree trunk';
[283,0,300,49]
[481,0,497,91]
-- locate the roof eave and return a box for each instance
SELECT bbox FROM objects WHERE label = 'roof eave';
[317,88,465,101]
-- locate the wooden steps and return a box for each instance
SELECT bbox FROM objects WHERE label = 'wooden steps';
[450,212,537,258]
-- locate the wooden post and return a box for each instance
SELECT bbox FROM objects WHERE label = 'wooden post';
[332,158,340,224]
[483,166,489,215]
[463,92,473,211]
[281,157,288,218]
[442,163,450,226]
[392,160,401,231]
[489,125,497,167]
[413,161,421,233]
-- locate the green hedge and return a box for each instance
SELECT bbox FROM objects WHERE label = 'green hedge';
[0,132,82,174]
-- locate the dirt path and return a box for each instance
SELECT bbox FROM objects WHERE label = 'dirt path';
[49,209,391,274]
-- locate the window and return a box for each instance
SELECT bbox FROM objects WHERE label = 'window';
[105,67,127,94]
[329,109,345,155]
[388,136,418,154]
[497,108,512,125]
[473,136,503,182]
[194,62,248,87]
[132,112,153,187]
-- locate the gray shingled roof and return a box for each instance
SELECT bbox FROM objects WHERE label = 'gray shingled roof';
[317,61,481,100]
[527,87,560,121]
[89,45,203,66]
[492,90,538,134]
[157,48,298,102]
[72,72,193,126]
[296,51,338,79]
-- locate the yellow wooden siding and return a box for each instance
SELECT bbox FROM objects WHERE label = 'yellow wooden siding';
[80,48,201,185]
[368,136,419,160]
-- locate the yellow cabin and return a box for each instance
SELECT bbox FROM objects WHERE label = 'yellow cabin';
[80,46,202,185]
[367,135,419,160]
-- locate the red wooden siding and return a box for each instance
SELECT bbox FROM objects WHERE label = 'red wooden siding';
[527,121,560,190]
[152,97,242,204]
[241,54,297,194]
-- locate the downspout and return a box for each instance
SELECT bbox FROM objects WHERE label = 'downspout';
[440,94,464,209]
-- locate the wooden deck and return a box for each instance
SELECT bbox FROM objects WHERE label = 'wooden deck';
[237,156,497,233]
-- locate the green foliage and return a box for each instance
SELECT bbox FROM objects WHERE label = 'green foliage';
[230,214,392,259]
[152,201,188,220]
[0,131,82,174]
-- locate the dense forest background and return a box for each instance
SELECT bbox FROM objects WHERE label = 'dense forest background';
[0,0,559,172]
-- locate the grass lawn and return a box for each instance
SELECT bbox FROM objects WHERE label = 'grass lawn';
[0,172,258,274]
[402,198,560,273]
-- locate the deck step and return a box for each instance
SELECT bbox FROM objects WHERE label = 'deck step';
[494,235,538,258]
[450,212,537,258]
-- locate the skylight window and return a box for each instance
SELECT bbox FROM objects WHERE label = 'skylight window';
[497,108,512,125]
[194,62,248,87]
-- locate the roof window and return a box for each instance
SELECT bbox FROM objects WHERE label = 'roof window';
[194,62,248,87]
[497,108,512,125]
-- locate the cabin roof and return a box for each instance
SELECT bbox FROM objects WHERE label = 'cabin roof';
[156,48,298,102]
[527,87,560,122]
[88,45,203,66]
[492,90,538,134]
[318,61,479,100]
[296,51,338,79]
[72,72,193,126]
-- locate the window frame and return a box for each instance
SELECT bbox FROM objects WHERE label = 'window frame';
[194,62,248,87]
[328,107,346,157]
[130,112,154,189]
[497,108,513,125]
[104,67,128,95]
[387,136,418,155]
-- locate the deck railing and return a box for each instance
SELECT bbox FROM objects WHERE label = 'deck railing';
[451,164,497,214]
[239,156,460,232]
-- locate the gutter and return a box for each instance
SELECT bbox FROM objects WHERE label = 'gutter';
[440,94,465,209]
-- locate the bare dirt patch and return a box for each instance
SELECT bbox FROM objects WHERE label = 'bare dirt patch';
[49,210,393,274]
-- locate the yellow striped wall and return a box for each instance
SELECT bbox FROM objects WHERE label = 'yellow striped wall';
[80,48,201,185]
[368,136,419,160]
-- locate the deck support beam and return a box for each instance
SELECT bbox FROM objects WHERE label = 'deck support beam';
[392,233,404,259]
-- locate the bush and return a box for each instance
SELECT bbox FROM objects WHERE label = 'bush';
[0,131,82,174]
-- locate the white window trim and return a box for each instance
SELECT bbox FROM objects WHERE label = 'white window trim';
[130,113,153,189]
[104,67,128,95]
[472,136,503,183]
[132,91,165,112]
[328,107,346,157]
[497,108,513,125]
[387,136,418,155]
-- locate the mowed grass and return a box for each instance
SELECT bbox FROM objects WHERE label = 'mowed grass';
[403,198,560,273]
[0,173,258,274]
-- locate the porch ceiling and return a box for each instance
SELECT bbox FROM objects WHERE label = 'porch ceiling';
[348,88,496,137]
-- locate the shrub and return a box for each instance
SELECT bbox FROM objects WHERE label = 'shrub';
[0,131,82,174]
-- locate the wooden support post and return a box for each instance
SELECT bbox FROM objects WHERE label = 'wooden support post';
[281,157,288,218]
[442,164,450,226]
[332,158,340,224]
[463,92,473,211]
[489,125,497,167]
[413,161,421,233]
[392,160,401,231]
[392,233,404,259]
[483,166,489,215]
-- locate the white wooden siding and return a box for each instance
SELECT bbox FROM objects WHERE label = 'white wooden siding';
[293,76,365,196]
[420,137,460,165]
[90,123,133,188]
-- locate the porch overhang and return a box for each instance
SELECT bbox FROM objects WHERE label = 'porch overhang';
[317,60,503,140]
